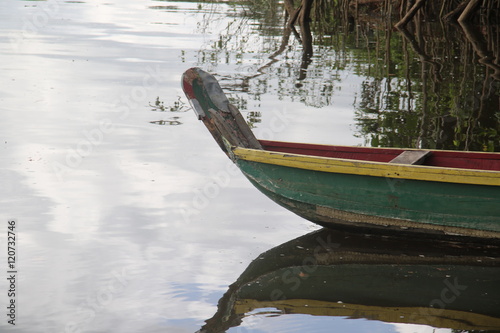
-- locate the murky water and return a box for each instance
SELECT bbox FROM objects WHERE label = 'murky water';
[0,0,499,332]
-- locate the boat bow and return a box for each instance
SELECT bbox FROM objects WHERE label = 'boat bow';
[181,68,500,238]
[181,67,261,157]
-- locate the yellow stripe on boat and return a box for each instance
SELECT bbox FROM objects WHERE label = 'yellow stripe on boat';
[233,147,500,186]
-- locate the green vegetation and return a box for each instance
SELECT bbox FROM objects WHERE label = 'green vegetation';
[351,21,500,151]
[149,96,189,126]
[194,0,499,151]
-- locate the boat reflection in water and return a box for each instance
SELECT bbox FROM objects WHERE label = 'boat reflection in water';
[198,229,500,332]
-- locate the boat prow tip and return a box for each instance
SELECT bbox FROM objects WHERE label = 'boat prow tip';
[181,67,233,118]
[181,68,204,119]
[181,68,262,153]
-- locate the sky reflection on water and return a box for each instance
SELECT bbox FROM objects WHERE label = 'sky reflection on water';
[0,1,320,331]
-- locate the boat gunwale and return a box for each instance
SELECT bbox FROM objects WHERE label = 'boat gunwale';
[233,146,500,186]
[259,139,500,159]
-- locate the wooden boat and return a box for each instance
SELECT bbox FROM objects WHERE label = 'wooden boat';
[197,228,500,332]
[182,67,500,238]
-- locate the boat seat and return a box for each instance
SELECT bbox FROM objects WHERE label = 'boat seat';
[389,150,432,165]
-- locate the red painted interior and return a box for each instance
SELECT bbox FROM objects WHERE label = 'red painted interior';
[259,140,500,171]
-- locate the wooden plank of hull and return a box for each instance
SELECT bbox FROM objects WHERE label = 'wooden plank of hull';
[236,159,500,237]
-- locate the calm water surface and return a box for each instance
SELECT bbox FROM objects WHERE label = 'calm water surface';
[0,0,498,332]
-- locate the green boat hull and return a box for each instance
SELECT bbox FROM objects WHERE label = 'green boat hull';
[237,159,500,236]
